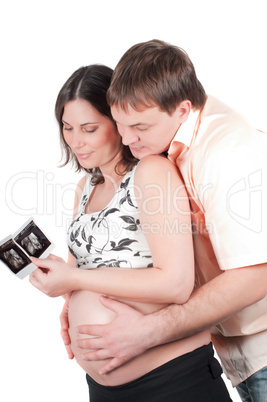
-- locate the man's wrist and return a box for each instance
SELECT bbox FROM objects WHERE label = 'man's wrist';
[141,305,178,349]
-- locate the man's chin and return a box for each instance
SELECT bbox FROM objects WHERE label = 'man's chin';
[130,147,152,159]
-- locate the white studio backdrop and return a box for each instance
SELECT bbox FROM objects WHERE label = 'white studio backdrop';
[1,1,266,401]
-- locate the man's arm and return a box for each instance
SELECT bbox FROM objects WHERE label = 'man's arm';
[76,262,267,374]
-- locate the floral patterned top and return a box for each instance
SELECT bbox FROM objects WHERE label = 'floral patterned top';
[67,164,153,269]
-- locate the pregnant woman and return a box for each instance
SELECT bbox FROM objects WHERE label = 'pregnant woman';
[30,64,232,401]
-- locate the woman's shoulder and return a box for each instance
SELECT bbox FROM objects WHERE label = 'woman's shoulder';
[73,174,91,215]
[135,155,182,185]
[137,154,176,168]
[74,174,91,197]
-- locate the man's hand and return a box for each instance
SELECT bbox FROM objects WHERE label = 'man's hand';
[60,293,74,359]
[29,255,78,297]
[76,296,151,375]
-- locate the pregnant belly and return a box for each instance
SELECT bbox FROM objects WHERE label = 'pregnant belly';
[68,290,116,381]
[68,289,164,385]
[68,290,211,386]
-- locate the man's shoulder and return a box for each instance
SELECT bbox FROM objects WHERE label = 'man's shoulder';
[204,95,250,127]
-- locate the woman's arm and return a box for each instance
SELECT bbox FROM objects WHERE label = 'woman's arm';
[30,156,195,304]
[73,155,194,304]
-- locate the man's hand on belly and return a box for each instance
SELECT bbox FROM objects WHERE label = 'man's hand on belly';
[75,296,149,375]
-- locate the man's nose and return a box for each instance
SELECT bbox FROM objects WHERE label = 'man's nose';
[119,127,139,146]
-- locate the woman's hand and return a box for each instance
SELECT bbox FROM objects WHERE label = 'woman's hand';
[60,293,74,359]
[29,254,78,297]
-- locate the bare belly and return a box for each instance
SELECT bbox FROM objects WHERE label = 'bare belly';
[68,289,211,386]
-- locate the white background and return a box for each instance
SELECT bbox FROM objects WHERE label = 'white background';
[1,1,266,401]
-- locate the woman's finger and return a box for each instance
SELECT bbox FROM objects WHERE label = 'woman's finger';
[47,254,65,262]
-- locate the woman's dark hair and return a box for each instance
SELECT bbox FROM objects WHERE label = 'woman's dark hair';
[55,64,137,184]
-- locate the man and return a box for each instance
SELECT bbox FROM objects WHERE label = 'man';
[62,40,267,401]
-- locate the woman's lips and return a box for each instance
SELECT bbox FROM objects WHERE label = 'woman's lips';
[76,153,92,159]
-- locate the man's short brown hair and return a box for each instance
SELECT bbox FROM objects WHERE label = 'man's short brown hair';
[107,39,206,114]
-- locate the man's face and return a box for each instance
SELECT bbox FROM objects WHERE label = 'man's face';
[111,104,183,159]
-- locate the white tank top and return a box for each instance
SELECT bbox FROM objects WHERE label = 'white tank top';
[67,164,153,269]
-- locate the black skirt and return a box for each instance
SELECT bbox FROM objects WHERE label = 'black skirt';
[86,343,232,402]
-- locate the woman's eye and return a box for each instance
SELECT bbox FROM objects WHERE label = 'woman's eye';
[82,127,97,134]
[63,125,72,131]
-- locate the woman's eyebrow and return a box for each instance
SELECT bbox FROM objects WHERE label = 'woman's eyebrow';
[62,120,99,125]
[80,122,99,126]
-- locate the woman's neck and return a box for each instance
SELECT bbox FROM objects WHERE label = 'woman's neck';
[98,152,126,185]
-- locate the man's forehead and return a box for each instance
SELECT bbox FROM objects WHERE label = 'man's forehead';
[111,104,159,125]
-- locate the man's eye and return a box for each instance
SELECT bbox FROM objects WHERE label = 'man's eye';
[136,126,148,132]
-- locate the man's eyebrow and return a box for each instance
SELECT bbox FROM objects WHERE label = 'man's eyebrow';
[114,120,149,127]
[131,122,148,127]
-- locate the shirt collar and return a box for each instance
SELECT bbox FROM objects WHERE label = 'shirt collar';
[169,107,201,150]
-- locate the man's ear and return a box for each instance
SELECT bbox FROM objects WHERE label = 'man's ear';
[176,100,192,123]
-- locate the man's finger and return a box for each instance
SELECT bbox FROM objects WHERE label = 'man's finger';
[77,324,105,337]
[76,337,105,350]
[82,349,112,362]
[99,295,131,314]
[99,357,127,375]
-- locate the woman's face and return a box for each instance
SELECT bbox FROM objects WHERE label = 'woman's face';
[62,99,122,171]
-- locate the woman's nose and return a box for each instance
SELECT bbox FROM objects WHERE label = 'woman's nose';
[72,130,86,148]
